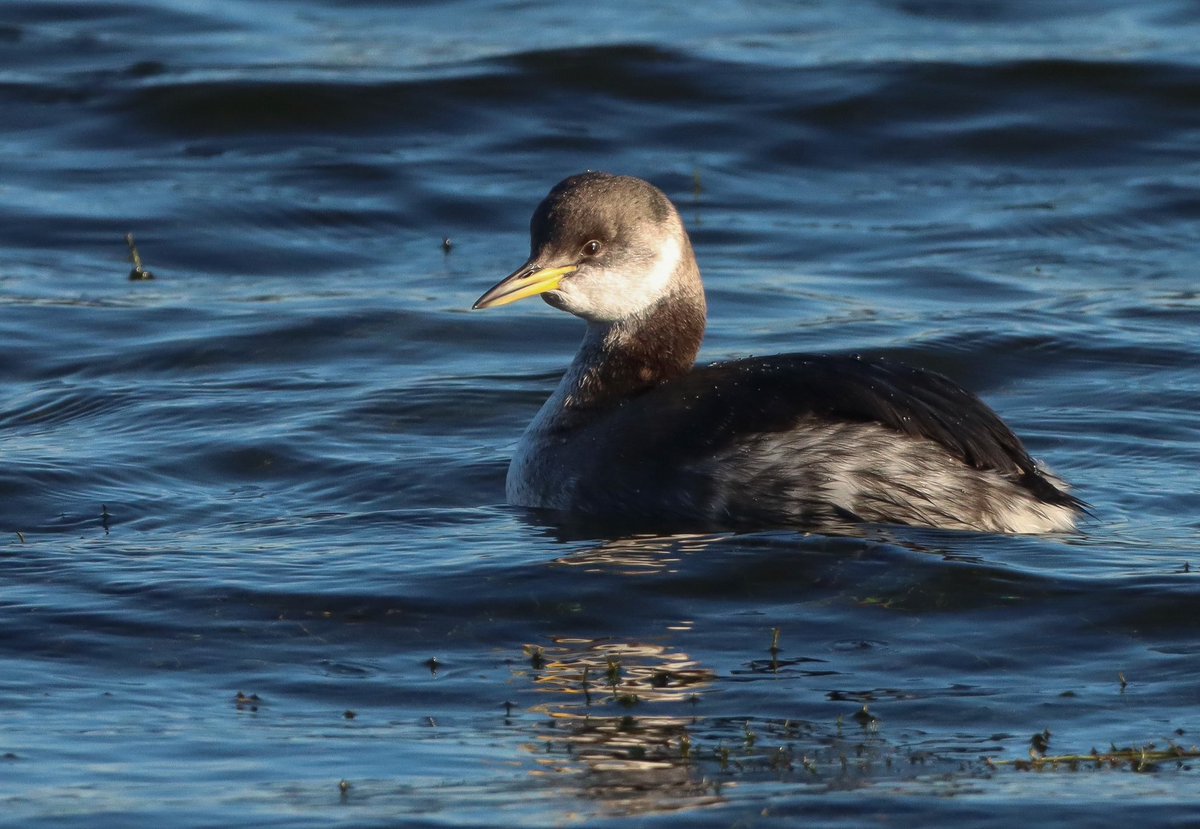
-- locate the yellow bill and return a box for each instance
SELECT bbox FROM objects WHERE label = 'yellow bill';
[472,263,578,310]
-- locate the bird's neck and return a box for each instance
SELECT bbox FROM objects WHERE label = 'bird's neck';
[558,286,707,412]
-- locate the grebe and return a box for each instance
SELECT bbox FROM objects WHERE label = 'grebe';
[473,172,1081,534]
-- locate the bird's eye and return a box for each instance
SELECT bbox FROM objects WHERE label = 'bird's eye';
[581,240,602,257]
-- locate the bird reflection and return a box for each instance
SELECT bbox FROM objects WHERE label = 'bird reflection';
[518,636,720,813]
[549,532,726,575]
[513,634,914,815]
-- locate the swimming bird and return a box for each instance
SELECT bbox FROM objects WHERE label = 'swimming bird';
[473,172,1082,534]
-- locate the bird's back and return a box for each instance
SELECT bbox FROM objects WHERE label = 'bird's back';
[520,354,1082,533]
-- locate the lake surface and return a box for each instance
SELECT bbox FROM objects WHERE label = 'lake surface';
[2,1,1199,825]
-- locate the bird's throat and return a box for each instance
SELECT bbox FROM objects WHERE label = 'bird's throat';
[563,289,707,411]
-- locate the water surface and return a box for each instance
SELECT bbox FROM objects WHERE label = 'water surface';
[2,1,1199,826]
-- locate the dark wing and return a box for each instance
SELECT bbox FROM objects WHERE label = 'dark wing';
[593,353,1078,507]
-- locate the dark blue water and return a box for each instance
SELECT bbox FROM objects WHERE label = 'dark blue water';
[2,1,1199,825]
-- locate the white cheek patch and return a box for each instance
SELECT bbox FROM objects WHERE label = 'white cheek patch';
[638,231,682,304]
[558,232,683,323]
